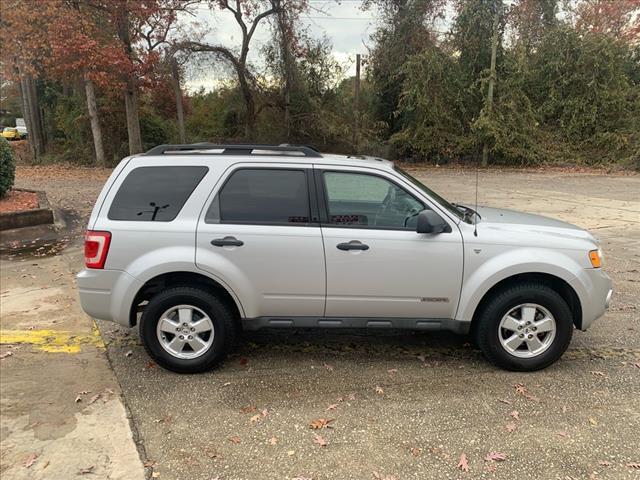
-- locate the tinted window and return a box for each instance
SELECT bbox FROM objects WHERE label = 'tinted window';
[206,169,310,224]
[323,171,424,229]
[108,166,208,221]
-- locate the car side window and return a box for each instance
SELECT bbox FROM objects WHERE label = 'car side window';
[206,168,312,225]
[108,166,208,221]
[323,171,425,229]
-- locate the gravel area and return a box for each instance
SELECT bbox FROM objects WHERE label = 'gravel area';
[12,164,640,480]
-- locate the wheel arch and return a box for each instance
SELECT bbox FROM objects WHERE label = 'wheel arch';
[469,272,582,336]
[128,271,244,327]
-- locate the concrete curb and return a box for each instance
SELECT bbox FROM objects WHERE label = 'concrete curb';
[0,189,54,231]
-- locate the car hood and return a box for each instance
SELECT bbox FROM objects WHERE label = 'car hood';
[473,206,597,244]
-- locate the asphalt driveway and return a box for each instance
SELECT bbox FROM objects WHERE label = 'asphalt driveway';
[9,165,640,479]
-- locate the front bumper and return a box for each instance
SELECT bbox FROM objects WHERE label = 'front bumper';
[571,267,613,330]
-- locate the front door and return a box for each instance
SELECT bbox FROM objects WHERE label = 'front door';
[317,167,463,319]
[196,165,325,319]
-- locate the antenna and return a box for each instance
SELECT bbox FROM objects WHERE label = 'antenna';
[473,161,479,237]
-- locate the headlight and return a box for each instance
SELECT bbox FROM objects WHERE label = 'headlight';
[589,249,603,268]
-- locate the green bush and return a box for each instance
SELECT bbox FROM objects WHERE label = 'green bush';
[0,137,16,198]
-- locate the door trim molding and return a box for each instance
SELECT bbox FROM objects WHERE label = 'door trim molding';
[241,316,470,334]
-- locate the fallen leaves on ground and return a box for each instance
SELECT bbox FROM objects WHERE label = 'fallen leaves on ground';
[484,452,507,462]
[203,446,218,459]
[79,465,95,475]
[239,357,248,366]
[326,404,338,411]
[510,410,520,420]
[23,453,38,468]
[589,417,598,426]
[0,189,39,214]
[313,434,328,447]
[556,431,569,438]
[323,363,334,371]
[309,418,334,429]
[590,371,606,377]
[240,405,256,414]
[387,368,398,374]
[410,447,421,456]
[88,394,100,405]
[228,436,241,444]
[457,453,470,472]
[267,436,278,445]
[498,398,511,405]
[514,383,538,401]
[505,422,517,433]
[250,409,269,423]
[372,472,398,480]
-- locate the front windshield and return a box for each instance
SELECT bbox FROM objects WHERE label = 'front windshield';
[395,166,465,221]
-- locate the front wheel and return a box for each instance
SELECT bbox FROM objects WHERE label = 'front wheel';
[475,283,573,371]
[139,287,236,373]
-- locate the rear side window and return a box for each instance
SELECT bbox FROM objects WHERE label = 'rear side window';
[108,166,208,221]
[206,169,311,224]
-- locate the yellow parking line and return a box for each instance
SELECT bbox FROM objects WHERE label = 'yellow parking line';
[0,325,104,353]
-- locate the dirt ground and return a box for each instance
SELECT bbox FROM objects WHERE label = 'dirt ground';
[2,165,639,480]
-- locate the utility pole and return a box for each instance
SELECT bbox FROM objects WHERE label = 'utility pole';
[482,5,500,168]
[352,53,361,153]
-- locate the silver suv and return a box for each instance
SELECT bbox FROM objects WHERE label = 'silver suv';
[78,144,612,373]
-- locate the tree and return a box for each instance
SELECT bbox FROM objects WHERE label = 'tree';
[46,0,128,166]
[573,0,640,41]
[508,0,558,52]
[177,1,293,138]
[364,0,445,136]
[0,0,48,159]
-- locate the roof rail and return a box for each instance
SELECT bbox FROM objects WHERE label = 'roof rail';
[144,143,323,158]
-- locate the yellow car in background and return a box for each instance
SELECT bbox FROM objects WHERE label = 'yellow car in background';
[1,127,21,141]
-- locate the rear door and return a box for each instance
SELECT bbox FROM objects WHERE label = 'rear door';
[196,164,326,319]
[316,166,463,320]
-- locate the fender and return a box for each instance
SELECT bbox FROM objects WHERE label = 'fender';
[456,247,586,323]
[114,246,246,323]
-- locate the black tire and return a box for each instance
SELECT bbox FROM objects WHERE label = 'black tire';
[139,286,236,373]
[475,283,573,371]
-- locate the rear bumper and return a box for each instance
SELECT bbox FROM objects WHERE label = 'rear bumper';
[571,268,612,330]
[77,268,142,327]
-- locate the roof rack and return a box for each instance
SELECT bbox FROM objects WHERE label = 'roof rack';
[144,143,323,158]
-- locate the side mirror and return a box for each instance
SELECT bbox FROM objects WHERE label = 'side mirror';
[417,209,451,234]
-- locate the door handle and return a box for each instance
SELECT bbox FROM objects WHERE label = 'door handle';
[211,236,244,247]
[337,240,369,251]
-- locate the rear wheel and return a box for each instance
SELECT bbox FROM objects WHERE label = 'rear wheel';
[475,283,573,371]
[139,287,236,373]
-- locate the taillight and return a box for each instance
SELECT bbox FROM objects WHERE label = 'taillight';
[84,231,111,269]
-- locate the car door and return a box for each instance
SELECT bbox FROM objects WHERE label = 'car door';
[196,164,326,319]
[316,166,463,320]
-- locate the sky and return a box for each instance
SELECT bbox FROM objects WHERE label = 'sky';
[183,0,379,92]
